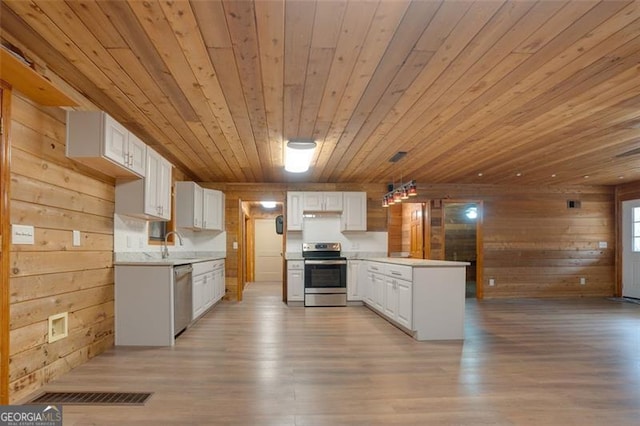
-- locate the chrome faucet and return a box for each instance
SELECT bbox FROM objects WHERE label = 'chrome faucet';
[162,231,184,259]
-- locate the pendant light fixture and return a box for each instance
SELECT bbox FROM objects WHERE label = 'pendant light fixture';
[382,180,417,206]
[382,152,418,206]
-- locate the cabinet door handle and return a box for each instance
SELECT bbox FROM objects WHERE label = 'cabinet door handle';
[391,271,401,276]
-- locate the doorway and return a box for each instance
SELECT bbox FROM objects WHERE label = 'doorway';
[238,201,284,299]
[622,200,640,299]
[443,201,483,299]
[254,219,283,282]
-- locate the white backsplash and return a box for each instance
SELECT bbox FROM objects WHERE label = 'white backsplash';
[286,216,387,254]
[114,214,226,255]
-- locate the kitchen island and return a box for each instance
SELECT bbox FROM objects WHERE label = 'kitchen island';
[362,258,469,341]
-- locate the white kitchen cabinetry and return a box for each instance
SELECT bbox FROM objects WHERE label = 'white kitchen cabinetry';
[203,188,224,231]
[366,262,385,311]
[175,183,224,231]
[67,110,146,178]
[287,192,304,231]
[347,260,364,301]
[341,192,367,231]
[396,278,412,329]
[303,192,342,212]
[192,260,225,320]
[116,147,172,220]
[287,260,304,302]
[212,259,226,301]
[175,181,204,229]
[115,265,174,346]
[363,259,465,340]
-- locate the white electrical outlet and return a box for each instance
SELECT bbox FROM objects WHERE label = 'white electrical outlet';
[489,278,495,286]
[598,241,608,249]
[580,277,586,285]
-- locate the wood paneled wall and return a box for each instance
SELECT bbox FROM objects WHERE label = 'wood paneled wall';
[9,96,115,402]
[408,184,615,298]
[200,183,386,300]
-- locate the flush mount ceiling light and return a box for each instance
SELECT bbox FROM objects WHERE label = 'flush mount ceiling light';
[261,201,277,209]
[285,140,316,173]
[465,207,478,220]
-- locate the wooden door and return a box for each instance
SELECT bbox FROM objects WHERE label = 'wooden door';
[409,203,424,258]
[622,200,640,299]
[1,83,11,404]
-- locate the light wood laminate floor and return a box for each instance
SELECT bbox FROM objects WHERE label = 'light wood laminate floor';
[21,282,640,425]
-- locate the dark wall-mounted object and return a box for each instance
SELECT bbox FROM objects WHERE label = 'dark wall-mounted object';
[275,215,284,234]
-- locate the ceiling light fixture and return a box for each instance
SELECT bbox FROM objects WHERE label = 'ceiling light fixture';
[382,180,417,207]
[285,140,316,173]
[465,207,478,220]
[261,201,277,209]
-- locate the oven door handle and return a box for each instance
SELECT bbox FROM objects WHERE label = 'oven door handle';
[304,260,347,265]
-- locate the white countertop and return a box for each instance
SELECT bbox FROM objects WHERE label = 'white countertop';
[365,258,470,267]
[114,256,225,266]
[114,251,225,266]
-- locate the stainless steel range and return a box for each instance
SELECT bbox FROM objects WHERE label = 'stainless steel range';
[303,242,347,307]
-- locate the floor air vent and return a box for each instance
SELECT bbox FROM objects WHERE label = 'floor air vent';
[28,392,153,406]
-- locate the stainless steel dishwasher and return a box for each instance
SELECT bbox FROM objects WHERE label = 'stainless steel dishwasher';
[173,264,193,336]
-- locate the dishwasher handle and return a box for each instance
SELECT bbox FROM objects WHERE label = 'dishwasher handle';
[174,265,193,278]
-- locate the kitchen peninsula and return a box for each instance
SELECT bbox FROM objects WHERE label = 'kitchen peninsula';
[361,258,469,341]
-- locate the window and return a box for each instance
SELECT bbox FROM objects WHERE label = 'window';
[148,221,168,242]
[633,207,640,252]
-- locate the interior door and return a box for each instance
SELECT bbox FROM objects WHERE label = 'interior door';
[409,203,424,258]
[622,200,640,299]
[254,219,283,282]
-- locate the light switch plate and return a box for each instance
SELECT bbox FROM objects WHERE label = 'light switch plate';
[73,230,81,246]
[598,241,607,249]
[12,224,35,245]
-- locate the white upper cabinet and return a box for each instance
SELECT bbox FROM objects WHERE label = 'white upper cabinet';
[175,181,204,229]
[287,191,366,231]
[175,182,224,231]
[287,192,304,231]
[67,111,146,178]
[203,188,224,231]
[145,148,172,220]
[303,192,343,212]
[125,132,147,177]
[341,192,367,231]
[116,146,172,220]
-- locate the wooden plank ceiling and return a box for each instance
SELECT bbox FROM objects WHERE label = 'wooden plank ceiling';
[2,0,640,186]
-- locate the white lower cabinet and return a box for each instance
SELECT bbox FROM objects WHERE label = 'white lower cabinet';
[213,260,225,301]
[396,278,412,329]
[347,260,364,301]
[384,277,397,318]
[192,260,225,321]
[287,260,304,302]
[192,273,207,320]
[373,273,385,312]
